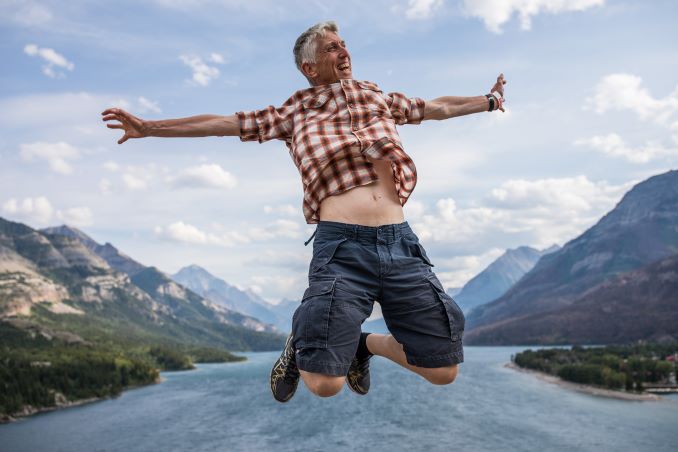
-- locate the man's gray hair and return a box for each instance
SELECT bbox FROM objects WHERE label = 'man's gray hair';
[293,21,339,74]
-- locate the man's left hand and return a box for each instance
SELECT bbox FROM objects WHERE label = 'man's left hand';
[491,73,507,98]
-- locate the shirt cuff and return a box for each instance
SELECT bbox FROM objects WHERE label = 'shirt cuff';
[236,111,261,142]
[408,97,426,125]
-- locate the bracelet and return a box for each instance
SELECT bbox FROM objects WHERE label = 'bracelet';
[485,94,495,112]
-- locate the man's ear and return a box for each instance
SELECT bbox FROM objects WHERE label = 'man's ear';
[301,61,317,80]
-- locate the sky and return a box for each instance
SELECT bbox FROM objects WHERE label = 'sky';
[1,0,677,304]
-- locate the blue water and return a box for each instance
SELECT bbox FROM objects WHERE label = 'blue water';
[2,347,677,452]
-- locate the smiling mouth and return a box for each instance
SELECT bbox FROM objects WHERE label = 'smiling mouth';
[338,63,351,71]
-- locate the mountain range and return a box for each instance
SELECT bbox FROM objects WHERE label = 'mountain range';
[0,218,283,352]
[2,169,675,350]
[455,244,559,313]
[465,169,678,344]
[171,264,298,333]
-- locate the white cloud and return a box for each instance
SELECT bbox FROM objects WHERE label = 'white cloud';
[122,173,148,190]
[137,96,162,114]
[404,0,443,20]
[263,204,298,216]
[462,0,604,34]
[154,221,250,247]
[574,133,678,164]
[56,207,93,227]
[435,248,505,288]
[102,161,120,172]
[243,248,310,271]
[209,52,226,64]
[249,219,302,240]
[99,178,113,195]
[584,73,678,125]
[1,1,52,26]
[411,175,632,253]
[168,164,237,189]
[20,141,80,174]
[24,43,74,78]
[403,199,426,220]
[180,54,222,87]
[2,196,54,226]
[1,197,92,228]
[581,74,678,161]
[250,274,301,296]
[119,163,161,191]
[154,218,304,247]
[488,175,613,211]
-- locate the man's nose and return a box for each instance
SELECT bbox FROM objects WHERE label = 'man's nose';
[338,46,349,59]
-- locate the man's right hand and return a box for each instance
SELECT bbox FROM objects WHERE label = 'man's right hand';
[101,108,147,145]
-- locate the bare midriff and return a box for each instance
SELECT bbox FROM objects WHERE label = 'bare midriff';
[318,156,405,227]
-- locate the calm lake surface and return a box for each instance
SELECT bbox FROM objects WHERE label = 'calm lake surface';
[2,346,677,452]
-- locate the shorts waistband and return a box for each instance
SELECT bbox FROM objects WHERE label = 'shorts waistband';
[305,220,413,245]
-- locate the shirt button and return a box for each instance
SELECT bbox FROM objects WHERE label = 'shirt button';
[348,102,354,108]
[352,125,358,131]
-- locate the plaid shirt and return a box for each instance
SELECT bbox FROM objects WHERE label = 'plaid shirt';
[237,79,425,224]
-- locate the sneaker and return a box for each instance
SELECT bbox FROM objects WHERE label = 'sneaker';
[270,334,300,403]
[346,354,371,395]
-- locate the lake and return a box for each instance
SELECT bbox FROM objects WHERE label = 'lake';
[2,346,677,452]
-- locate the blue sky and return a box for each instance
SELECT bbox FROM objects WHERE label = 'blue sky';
[1,0,677,304]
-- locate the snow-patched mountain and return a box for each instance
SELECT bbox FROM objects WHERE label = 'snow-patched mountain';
[172,264,298,332]
[455,245,559,314]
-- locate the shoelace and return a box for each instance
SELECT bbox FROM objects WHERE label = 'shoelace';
[280,349,299,383]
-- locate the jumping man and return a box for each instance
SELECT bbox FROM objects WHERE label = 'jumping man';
[102,21,507,402]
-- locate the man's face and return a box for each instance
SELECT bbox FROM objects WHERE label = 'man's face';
[310,31,352,85]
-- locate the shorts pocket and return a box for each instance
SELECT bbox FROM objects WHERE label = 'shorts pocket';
[403,233,434,267]
[292,277,337,349]
[426,273,465,342]
[310,237,348,273]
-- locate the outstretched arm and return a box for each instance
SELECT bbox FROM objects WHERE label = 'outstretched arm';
[101,108,239,144]
[423,73,506,121]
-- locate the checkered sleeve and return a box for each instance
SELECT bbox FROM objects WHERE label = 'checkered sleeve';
[236,96,296,143]
[384,92,426,126]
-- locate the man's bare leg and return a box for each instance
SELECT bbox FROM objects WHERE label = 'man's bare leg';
[367,333,459,385]
[296,334,456,397]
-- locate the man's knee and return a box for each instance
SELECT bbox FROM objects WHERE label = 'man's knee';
[300,371,345,397]
[423,364,459,385]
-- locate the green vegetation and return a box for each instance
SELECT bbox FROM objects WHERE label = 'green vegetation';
[0,346,158,418]
[0,321,246,420]
[513,343,678,392]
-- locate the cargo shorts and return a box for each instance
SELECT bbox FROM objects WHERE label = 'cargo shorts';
[292,220,465,377]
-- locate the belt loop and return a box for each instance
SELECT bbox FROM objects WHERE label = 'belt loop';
[304,227,317,246]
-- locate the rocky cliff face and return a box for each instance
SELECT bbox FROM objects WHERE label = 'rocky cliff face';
[41,225,146,276]
[465,169,678,344]
[0,217,282,350]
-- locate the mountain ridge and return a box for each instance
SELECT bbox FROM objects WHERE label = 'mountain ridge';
[465,169,678,344]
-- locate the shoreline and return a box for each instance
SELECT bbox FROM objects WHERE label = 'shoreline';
[0,359,241,424]
[504,361,666,402]
[0,376,163,424]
